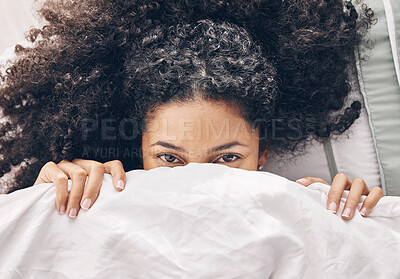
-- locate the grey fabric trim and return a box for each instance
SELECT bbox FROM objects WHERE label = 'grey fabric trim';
[383,0,400,87]
[355,52,387,194]
[355,0,400,196]
[323,140,339,182]
[389,0,400,85]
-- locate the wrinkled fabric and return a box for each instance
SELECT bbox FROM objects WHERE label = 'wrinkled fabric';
[0,163,400,279]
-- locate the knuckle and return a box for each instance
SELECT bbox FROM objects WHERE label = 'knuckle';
[353,177,365,185]
[372,186,383,192]
[55,173,68,184]
[111,159,123,166]
[73,169,87,180]
[57,159,70,165]
[91,162,106,173]
[335,173,347,180]
[44,161,56,169]
[372,186,385,196]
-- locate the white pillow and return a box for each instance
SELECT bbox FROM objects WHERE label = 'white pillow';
[0,0,40,56]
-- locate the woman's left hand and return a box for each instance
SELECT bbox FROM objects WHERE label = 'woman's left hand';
[296,173,385,220]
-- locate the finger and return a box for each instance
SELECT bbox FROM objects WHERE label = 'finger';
[296,177,329,186]
[33,161,56,186]
[326,173,351,214]
[103,160,126,191]
[71,159,105,211]
[359,186,385,217]
[34,161,69,215]
[341,178,366,220]
[361,183,371,196]
[57,160,88,218]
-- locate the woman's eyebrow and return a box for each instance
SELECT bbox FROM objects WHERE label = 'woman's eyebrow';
[151,141,248,153]
[151,141,187,152]
[211,142,248,152]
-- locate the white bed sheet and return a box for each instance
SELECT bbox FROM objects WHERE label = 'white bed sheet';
[0,163,399,279]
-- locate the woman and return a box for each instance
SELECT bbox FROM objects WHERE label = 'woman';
[0,1,382,219]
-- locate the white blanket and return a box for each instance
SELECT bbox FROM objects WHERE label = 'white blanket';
[0,163,400,279]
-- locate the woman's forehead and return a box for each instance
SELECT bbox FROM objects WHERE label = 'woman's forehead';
[143,99,259,144]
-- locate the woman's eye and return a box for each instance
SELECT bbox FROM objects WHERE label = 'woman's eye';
[215,154,240,163]
[158,154,182,164]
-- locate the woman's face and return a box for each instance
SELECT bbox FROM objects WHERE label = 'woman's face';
[141,99,269,171]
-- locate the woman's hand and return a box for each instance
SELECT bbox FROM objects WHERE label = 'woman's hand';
[296,173,384,220]
[33,159,126,218]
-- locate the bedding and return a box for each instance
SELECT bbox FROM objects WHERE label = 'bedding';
[0,163,400,279]
[0,0,40,55]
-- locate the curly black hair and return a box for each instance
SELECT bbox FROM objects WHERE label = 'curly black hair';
[0,0,375,192]
[124,19,277,140]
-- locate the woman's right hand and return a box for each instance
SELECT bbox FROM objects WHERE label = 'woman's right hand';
[33,159,127,218]
[296,173,384,220]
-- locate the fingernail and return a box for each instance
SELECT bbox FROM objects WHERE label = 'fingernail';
[328,202,337,213]
[69,208,77,219]
[342,208,351,218]
[116,179,125,190]
[81,198,91,211]
[296,178,308,185]
[59,205,65,215]
[360,207,367,216]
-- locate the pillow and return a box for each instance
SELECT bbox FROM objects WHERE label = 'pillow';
[356,0,400,195]
[0,0,39,56]
[264,0,400,196]
[262,106,381,189]
[1,164,400,278]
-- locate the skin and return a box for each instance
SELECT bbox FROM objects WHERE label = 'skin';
[141,99,269,171]
[297,175,384,220]
[33,99,384,219]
